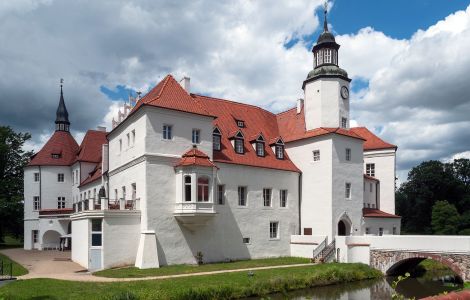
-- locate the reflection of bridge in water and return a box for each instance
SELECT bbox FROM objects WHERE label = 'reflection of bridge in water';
[335,235,470,281]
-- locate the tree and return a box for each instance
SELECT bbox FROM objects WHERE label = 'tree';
[0,126,32,243]
[431,201,460,235]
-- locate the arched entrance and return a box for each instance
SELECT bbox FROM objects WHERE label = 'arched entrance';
[42,230,61,250]
[337,219,351,236]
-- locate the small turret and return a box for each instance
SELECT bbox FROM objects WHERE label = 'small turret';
[55,79,70,132]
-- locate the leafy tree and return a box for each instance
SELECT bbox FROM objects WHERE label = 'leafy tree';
[0,126,32,243]
[431,200,460,235]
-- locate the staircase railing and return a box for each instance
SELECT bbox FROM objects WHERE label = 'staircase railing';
[322,239,336,263]
[312,237,328,261]
[312,238,336,263]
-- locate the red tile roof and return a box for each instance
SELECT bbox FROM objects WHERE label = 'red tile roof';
[28,131,79,166]
[193,94,300,172]
[276,107,365,143]
[349,127,397,151]
[131,75,213,118]
[363,208,400,218]
[75,130,108,163]
[175,146,218,168]
[364,174,379,182]
[79,163,102,187]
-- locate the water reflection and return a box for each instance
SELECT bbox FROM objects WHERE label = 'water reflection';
[248,271,462,300]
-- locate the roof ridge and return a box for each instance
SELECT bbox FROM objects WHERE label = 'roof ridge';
[192,93,277,116]
[276,106,297,116]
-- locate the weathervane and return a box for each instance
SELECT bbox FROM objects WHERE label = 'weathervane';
[60,78,64,88]
[323,1,329,31]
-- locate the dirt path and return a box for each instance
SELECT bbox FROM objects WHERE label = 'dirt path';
[1,248,313,282]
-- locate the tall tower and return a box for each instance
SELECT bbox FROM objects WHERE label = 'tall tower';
[55,80,70,132]
[302,5,351,130]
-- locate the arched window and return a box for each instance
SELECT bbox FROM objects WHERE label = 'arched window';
[184,176,192,202]
[213,127,221,151]
[197,176,209,202]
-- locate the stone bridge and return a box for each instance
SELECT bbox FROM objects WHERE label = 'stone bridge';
[335,235,470,281]
[370,250,470,281]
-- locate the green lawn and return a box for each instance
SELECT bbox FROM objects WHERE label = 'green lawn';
[0,263,382,300]
[0,236,22,250]
[94,256,310,278]
[0,253,28,276]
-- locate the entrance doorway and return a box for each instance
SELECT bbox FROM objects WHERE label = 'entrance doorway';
[337,220,350,236]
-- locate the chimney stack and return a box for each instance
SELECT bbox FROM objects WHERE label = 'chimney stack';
[97,126,106,132]
[180,76,190,93]
[296,98,304,114]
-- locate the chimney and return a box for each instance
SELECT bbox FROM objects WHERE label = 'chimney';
[180,76,190,93]
[296,98,304,114]
[97,126,106,132]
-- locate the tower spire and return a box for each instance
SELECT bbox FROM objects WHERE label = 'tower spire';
[55,78,70,132]
[323,1,328,32]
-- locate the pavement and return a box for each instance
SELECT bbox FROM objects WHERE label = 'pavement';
[0,248,313,282]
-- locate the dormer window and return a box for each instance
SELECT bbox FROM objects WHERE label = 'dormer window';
[256,142,264,157]
[275,145,284,160]
[235,138,244,154]
[236,120,245,128]
[213,127,221,151]
[51,153,61,159]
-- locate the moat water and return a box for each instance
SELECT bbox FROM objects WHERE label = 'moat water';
[248,270,463,299]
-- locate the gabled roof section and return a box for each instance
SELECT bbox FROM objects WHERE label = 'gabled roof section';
[363,208,401,219]
[228,130,245,139]
[193,94,300,173]
[350,127,397,151]
[249,133,265,142]
[76,130,108,163]
[132,75,214,118]
[175,146,218,168]
[28,131,79,166]
[79,163,102,187]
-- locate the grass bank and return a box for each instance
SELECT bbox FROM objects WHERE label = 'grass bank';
[94,256,310,278]
[418,259,452,272]
[0,263,382,300]
[0,236,22,250]
[0,253,28,276]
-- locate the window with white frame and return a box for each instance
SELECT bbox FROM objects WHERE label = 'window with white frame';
[213,128,221,151]
[238,186,247,206]
[32,230,38,243]
[263,188,272,207]
[366,163,375,177]
[275,145,284,160]
[341,117,347,129]
[345,183,351,199]
[58,197,66,209]
[242,237,251,244]
[91,219,102,247]
[57,173,64,182]
[192,129,201,144]
[217,185,225,205]
[280,190,288,207]
[269,221,279,239]
[237,120,245,128]
[313,150,320,161]
[235,138,244,154]
[345,148,351,161]
[33,196,40,211]
[184,176,192,202]
[163,124,172,140]
[256,142,265,157]
[324,48,332,63]
[197,177,209,202]
[34,173,40,182]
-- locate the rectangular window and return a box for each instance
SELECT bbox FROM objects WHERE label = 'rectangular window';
[379,227,384,236]
[237,120,245,128]
[238,186,247,206]
[263,188,272,207]
[197,177,209,202]
[192,129,200,144]
[57,173,65,182]
[34,173,40,182]
[341,117,347,128]
[217,185,225,205]
[235,139,244,154]
[184,176,192,202]
[91,219,102,247]
[275,145,284,159]
[163,125,173,140]
[304,228,312,235]
[345,148,351,161]
[58,197,66,209]
[269,221,279,239]
[32,230,38,243]
[213,134,221,151]
[242,237,251,244]
[345,183,351,199]
[119,139,122,152]
[365,227,370,234]
[313,150,320,161]
[324,49,331,63]
[280,190,287,207]
[256,142,265,157]
[33,196,41,211]
[132,130,135,145]
[366,163,375,177]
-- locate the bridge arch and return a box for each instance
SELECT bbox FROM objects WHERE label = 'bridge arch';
[371,250,467,282]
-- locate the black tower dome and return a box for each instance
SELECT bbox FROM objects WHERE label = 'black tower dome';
[55,80,70,132]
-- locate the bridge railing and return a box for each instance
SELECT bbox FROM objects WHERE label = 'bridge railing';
[0,260,13,281]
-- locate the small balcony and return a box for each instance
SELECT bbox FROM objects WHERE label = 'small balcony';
[174,202,216,227]
[73,198,140,213]
[39,208,74,218]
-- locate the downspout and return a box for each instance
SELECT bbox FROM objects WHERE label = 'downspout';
[39,166,42,210]
[375,181,379,209]
[298,172,302,235]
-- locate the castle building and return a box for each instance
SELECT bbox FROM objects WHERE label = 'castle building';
[24,10,400,270]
